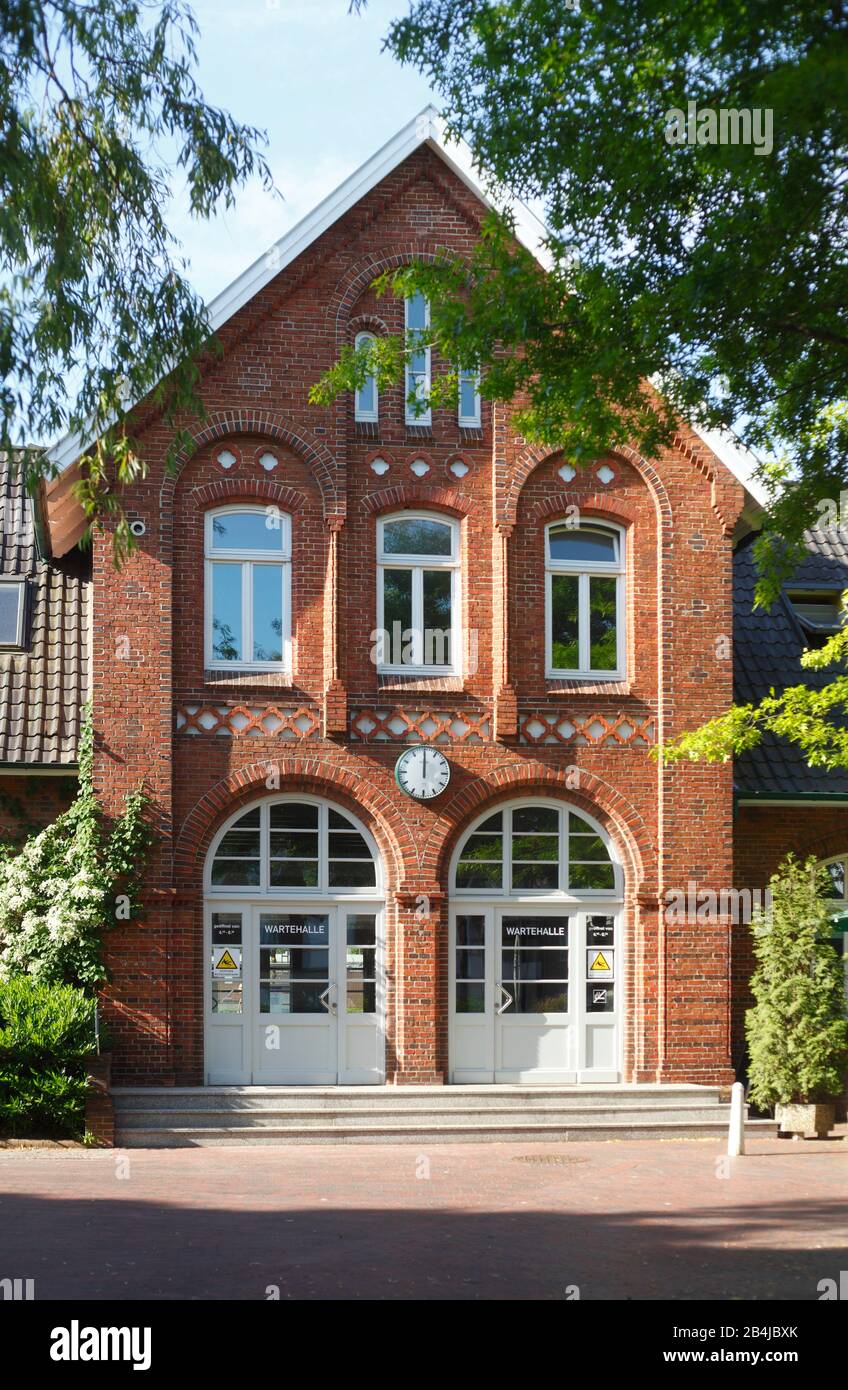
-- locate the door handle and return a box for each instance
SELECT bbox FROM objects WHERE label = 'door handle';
[319,983,337,1014]
[495,982,513,1015]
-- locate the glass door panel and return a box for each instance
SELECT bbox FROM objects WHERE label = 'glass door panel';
[252,910,337,1083]
[339,908,384,1083]
[495,914,574,1081]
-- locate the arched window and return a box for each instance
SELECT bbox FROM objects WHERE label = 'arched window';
[204,505,291,672]
[545,521,624,679]
[822,853,848,904]
[458,365,481,427]
[405,292,431,425]
[354,331,378,423]
[208,798,380,894]
[376,511,461,674]
[452,802,619,897]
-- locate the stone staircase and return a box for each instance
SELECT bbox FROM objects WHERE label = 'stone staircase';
[112,1084,777,1147]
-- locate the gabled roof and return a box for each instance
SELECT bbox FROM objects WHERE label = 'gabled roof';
[45,105,768,520]
[733,527,848,799]
[0,453,89,768]
[47,107,549,476]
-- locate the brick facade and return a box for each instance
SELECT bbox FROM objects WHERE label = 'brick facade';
[87,142,833,1090]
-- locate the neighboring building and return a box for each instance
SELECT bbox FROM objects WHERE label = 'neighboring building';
[0,451,89,842]
[733,528,848,1066]
[21,109,845,1090]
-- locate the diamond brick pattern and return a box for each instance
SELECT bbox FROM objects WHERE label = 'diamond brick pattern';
[519,711,655,747]
[176,703,321,738]
[350,706,490,744]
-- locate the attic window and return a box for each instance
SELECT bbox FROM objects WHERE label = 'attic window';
[786,589,846,646]
[0,577,27,649]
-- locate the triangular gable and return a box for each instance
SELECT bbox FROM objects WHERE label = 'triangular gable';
[47,107,549,476]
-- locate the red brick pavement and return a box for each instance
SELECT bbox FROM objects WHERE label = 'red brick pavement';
[0,1134,846,1301]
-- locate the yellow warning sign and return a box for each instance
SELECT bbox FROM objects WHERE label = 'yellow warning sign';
[590,952,610,973]
[215,949,239,972]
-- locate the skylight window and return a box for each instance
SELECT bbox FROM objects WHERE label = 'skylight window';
[786,588,847,645]
[0,578,27,649]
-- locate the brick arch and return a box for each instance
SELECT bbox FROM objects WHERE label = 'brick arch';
[810,835,848,868]
[186,479,309,514]
[174,758,410,890]
[349,314,390,340]
[420,761,656,896]
[500,444,673,531]
[160,412,342,519]
[361,482,471,518]
[529,492,641,527]
[328,244,447,339]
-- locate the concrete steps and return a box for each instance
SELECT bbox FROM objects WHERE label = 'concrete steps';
[112,1084,777,1147]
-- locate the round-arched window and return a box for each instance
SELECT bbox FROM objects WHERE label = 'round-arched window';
[451,801,619,897]
[207,798,381,895]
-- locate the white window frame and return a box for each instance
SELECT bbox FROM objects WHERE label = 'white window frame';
[545,520,625,680]
[822,853,848,908]
[376,510,461,677]
[0,576,27,649]
[354,331,379,423]
[205,795,383,898]
[204,505,292,673]
[458,366,481,428]
[405,293,431,427]
[450,799,623,901]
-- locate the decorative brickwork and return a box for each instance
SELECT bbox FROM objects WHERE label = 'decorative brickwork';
[350,707,491,744]
[176,704,322,738]
[519,711,655,747]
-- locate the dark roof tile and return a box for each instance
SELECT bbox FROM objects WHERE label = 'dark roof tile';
[0,453,89,765]
[733,528,848,796]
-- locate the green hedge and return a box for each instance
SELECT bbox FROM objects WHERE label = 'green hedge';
[0,976,96,1138]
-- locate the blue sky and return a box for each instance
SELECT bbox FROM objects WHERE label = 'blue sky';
[170,1,434,303]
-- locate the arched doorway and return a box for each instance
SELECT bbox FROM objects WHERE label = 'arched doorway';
[449,799,624,1083]
[204,794,386,1085]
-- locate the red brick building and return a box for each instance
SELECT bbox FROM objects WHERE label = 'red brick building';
[12,110,847,1093]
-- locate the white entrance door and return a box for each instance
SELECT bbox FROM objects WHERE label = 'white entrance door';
[449,906,620,1083]
[206,902,384,1084]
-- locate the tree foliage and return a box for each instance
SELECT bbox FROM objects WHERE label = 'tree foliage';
[746,855,848,1109]
[0,1,272,559]
[340,1,848,597]
[339,0,848,769]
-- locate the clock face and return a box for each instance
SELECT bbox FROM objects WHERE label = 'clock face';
[394,746,451,800]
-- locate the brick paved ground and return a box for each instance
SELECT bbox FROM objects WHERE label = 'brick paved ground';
[0,1132,846,1301]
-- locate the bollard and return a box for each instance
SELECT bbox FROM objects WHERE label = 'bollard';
[727,1080,746,1156]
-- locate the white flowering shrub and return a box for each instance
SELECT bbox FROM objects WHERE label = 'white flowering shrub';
[0,714,152,987]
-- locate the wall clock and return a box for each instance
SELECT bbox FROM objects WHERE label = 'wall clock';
[394,745,451,801]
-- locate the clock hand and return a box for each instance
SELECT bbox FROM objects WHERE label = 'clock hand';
[422,747,427,778]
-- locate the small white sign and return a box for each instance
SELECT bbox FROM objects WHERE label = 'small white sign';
[213,946,242,975]
[587,948,614,980]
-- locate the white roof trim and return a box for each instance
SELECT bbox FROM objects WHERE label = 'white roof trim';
[47,107,549,474]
